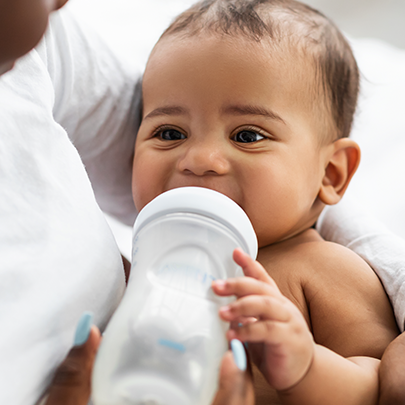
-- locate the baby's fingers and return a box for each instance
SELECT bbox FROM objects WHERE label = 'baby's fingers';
[219,295,291,323]
[212,276,276,299]
[233,249,280,290]
[227,318,291,344]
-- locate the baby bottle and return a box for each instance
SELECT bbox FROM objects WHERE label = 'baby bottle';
[92,187,257,405]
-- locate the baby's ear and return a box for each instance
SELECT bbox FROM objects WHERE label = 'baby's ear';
[318,138,360,205]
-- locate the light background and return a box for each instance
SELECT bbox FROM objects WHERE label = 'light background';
[66,0,405,258]
[68,0,405,70]
[68,0,199,72]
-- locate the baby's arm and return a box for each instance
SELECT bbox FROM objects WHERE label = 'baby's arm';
[379,332,405,405]
[212,249,381,405]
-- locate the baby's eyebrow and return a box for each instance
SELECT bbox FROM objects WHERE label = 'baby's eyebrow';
[221,104,286,125]
[143,104,286,125]
[144,106,187,120]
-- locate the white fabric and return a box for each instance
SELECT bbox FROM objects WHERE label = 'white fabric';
[0,8,139,405]
[317,38,405,333]
[317,199,405,332]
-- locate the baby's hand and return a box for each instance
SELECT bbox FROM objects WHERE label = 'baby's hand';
[212,248,315,391]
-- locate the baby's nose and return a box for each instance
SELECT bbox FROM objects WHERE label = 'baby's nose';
[178,141,230,176]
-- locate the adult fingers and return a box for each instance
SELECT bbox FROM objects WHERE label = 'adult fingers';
[212,340,255,405]
[45,312,101,405]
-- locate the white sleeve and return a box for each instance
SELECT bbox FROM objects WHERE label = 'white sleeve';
[36,7,141,225]
[317,198,405,332]
[0,8,139,405]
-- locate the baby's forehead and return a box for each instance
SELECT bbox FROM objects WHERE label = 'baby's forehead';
[146,0,358,141]
[147,33,324,105]
[149,31,317,80]
[144,33,331,141]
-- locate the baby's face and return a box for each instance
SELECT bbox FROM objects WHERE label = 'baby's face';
[133,34,332,247]
[0,0,68,75]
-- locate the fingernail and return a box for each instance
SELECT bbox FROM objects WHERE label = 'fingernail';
[219,305,231,314]
[74,311,93,346]
[231,339,247,371]
[213,280,226,289]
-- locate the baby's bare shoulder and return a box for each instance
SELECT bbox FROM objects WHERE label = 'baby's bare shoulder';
[266,228,376,287]
[298,235,381,297]
[294,232,398,357]
[300,234,374,279]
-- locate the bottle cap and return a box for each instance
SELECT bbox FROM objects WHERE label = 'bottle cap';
[133,187,258,259]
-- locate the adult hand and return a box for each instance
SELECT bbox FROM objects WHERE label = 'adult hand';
[45,313,100,405]
[212,340,255,405]
[44,313,254,405]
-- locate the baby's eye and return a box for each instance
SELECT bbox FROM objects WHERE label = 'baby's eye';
[233,130,265,143]
[159,129,186,141]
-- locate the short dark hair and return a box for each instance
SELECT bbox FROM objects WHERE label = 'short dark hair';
[160,0,359,140]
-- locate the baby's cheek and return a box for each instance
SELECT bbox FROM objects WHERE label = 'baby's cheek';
[131,162,149,211]
[131,161,162,212]
[132,180,149,212]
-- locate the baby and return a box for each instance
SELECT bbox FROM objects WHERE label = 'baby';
[131,0,399,404]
